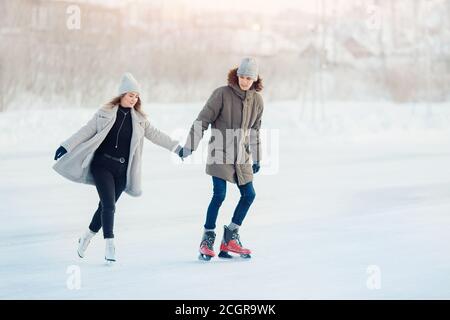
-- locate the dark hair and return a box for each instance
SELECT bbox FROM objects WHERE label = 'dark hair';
[227,67,263,92]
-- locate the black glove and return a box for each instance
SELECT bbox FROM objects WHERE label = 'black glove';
[252,162,260,174]
[177,146,192,159]
[54,146,67,160]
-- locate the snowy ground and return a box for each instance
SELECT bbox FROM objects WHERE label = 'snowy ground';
[1,101,450,299]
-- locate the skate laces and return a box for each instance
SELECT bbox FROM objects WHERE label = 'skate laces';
[231,232,243,247]
[202,235,215,249]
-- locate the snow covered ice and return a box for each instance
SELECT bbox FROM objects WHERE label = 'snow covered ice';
[1,101,449,299]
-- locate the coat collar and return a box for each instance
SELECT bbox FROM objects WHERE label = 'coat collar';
[229,83,255,101]
[130,106,147,123]
[99,105,146,122]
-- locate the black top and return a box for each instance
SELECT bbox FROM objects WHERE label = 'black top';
[96,105,133,162]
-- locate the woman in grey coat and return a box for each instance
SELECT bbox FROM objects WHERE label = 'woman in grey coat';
[179,58,264,261]
[53,73,181,263]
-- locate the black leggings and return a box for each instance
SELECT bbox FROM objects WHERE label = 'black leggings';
[88,154,127,239]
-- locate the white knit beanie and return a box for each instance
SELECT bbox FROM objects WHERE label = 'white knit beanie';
[118,72,141,96]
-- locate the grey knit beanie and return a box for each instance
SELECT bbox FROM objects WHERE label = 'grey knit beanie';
[118,72,141,96]
[237,57,259,81]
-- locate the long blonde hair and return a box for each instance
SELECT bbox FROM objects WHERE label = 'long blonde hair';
[104,94,147,117]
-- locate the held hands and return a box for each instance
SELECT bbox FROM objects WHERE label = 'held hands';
[175,145,192,161]
[54,146,67,160]
[252,162,260,174]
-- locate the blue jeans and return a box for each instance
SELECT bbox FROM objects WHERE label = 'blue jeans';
[204,176,256,230]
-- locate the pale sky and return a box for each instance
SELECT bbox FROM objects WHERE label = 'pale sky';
[72,0,357,15]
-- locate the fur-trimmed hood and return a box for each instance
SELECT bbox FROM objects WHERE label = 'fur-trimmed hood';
[227,68,263,92]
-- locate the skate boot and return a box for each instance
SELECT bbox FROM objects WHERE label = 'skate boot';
[198,230,216,261]
[77,229,96,258]
[219,225,252,259]
[105,238,116,263]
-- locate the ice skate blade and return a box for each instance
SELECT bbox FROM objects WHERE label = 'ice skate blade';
[218,251,233,259]
[77,239,84,258]
[198,254,213,261]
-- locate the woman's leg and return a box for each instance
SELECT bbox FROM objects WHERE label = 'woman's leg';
[89,165,119,239]
[231,181,256,226]
[88,202,103,234]
[204,176,227,230]
[89,187,125,234]
[89,160,127,236]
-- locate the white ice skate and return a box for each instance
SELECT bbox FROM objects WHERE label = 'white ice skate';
[77,229,96,258]
[105,238,116,263]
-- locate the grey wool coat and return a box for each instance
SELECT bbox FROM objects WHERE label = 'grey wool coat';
[53,105,179,197]
[185,82,264,186]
